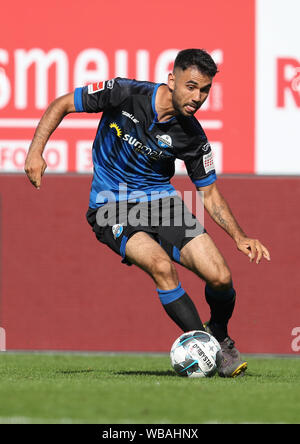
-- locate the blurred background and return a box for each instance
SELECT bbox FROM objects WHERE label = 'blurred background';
[0,0,299,354]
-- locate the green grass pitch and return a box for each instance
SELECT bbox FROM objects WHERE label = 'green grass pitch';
[0,352,299,424]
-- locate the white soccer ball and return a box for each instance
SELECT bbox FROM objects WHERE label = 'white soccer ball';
[170,330,223,378]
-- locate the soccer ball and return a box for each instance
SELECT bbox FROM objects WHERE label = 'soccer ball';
[170,330,222,378]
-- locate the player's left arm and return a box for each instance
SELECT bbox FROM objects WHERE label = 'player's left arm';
[197,181,271,264]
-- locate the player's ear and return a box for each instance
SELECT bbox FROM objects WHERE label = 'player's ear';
[168,72,175,92]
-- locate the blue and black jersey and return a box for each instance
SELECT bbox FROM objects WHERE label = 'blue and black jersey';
[74,78,217,208]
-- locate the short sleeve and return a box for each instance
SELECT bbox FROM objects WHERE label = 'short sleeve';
[184,142,217,187]
[74,78,132,113]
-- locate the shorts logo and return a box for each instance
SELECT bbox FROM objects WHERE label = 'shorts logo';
[156,134,173,149]
[88,81,105,94]
[112,224,124,239]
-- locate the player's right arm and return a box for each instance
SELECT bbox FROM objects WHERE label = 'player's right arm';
[25,92,76,189]
[25,78,136,188]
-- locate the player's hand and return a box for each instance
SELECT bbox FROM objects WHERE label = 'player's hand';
[24,152,47,189]
[235,236,271,264]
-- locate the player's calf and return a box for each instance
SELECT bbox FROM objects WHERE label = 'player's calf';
[158,284,204,332]
[204,284,247,377]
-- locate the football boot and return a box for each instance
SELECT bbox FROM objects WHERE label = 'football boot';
[204,322,247,378]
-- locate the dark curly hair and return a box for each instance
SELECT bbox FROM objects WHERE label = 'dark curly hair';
[174,48,218,78]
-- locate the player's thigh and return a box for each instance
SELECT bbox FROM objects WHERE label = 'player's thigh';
[125,231,179,288]
[180,233,232,288]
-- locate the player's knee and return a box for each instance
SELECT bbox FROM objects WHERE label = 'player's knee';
[151,257,177,286]
[209,267,232,291]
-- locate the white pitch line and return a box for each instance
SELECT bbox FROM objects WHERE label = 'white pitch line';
[0,416,81,424]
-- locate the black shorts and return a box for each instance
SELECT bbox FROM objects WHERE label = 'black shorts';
[86,196,206,266]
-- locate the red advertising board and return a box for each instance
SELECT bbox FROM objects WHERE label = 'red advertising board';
[0,175,300,354]
[0,0,255,174]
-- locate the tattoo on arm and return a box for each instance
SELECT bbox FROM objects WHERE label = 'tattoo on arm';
[204,190,246,241]
[211,202,230,232]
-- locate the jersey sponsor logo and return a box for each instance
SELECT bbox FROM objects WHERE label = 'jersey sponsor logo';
[109,122,171,160]
[123,134,170,160]
[156,134,173,149]
[109,122,122,138]
[203,151,215,173]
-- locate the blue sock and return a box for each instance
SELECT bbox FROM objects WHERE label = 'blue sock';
[157,283,185,305]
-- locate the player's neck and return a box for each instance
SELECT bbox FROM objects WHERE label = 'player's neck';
[155,85,177,122]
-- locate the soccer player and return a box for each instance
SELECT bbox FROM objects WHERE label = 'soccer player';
[25,49,270,377]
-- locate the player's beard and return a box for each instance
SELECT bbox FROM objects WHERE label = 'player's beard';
[171,92,185,116]
[171,91,198,117]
